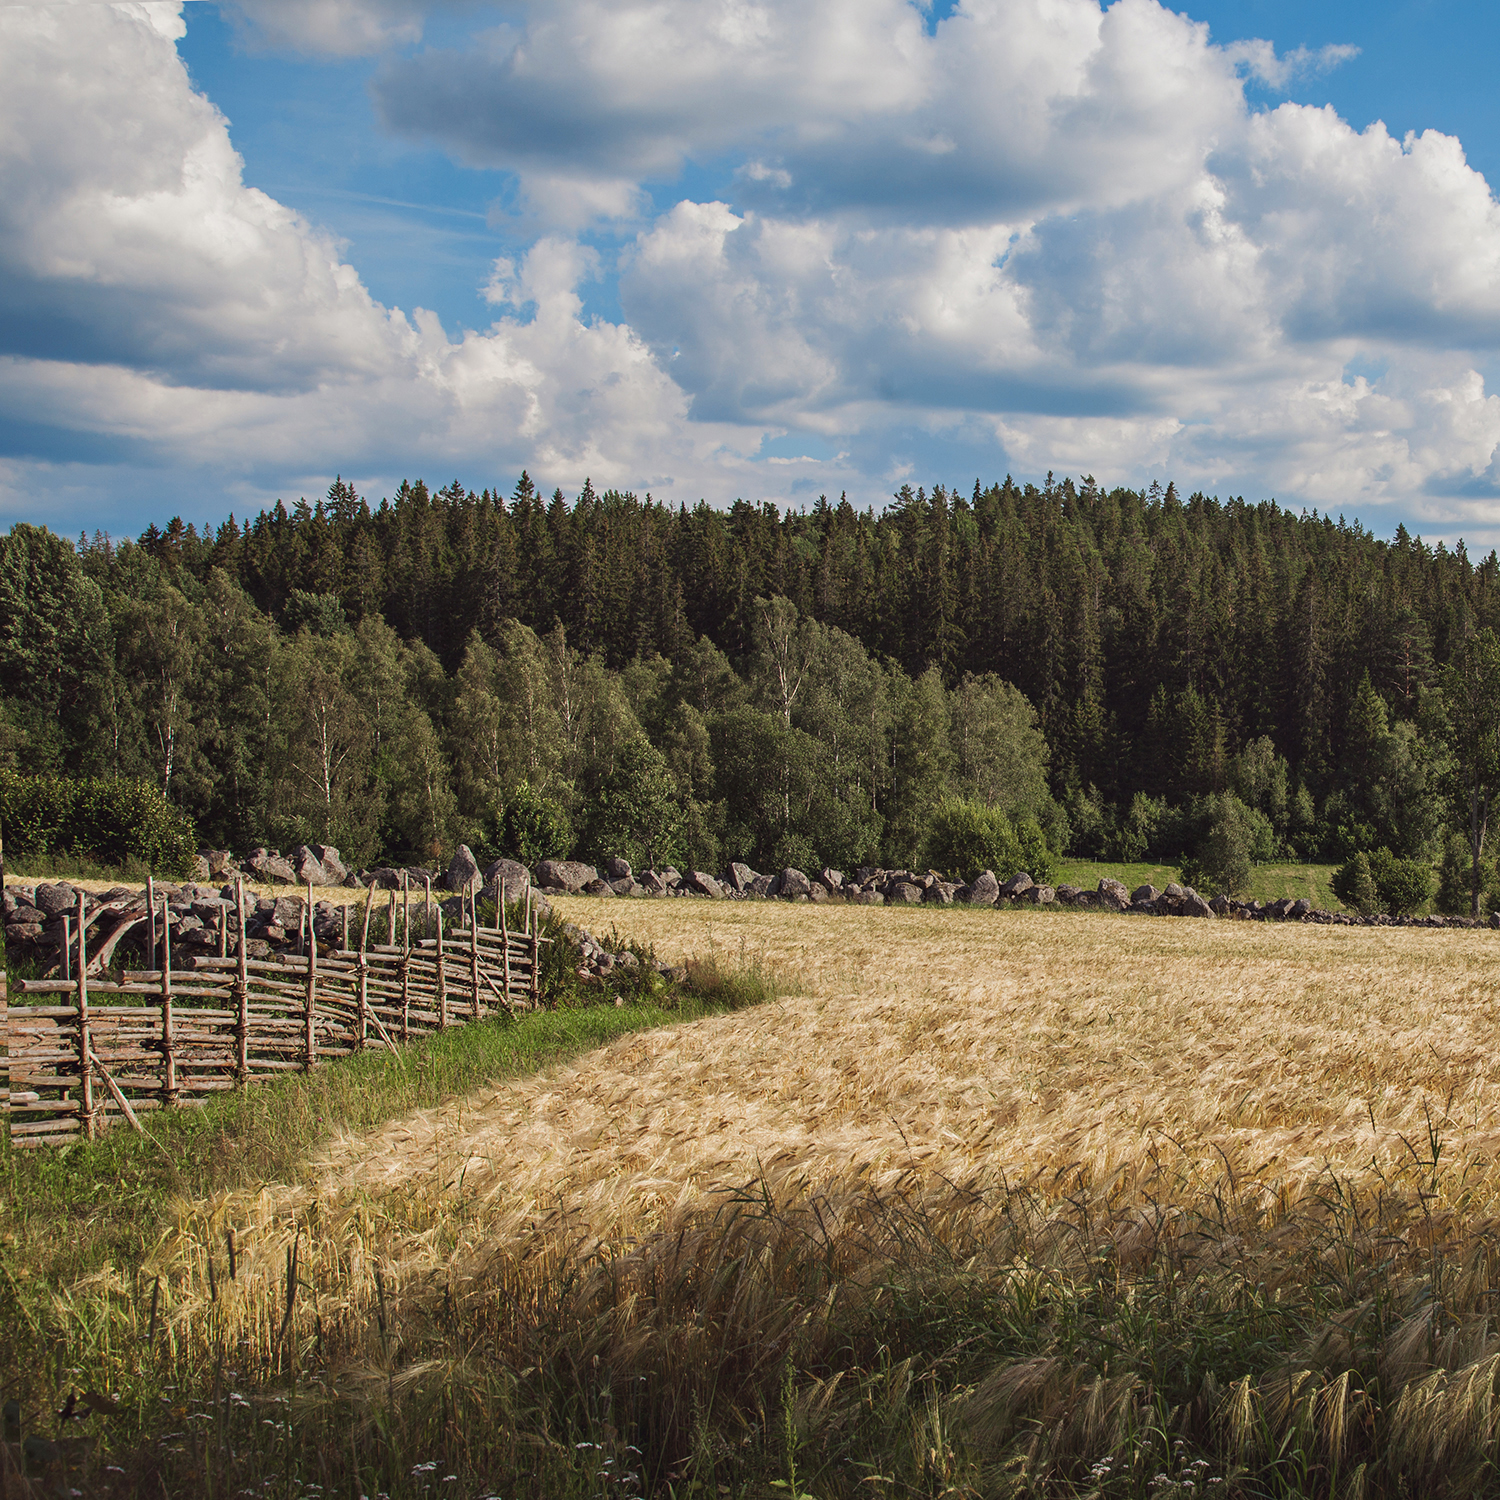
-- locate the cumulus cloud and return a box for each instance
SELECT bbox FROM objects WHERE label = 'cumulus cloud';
[8,0,1500,536]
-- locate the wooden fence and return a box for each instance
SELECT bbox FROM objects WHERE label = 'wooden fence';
[2,877,544,1148]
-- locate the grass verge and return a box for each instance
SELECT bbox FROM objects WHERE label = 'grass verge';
[1055,858,1344,909]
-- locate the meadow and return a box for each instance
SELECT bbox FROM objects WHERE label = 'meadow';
[6,899,1500,1496]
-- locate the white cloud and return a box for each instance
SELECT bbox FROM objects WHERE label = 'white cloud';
[8,0,1500,538]
[221,0,434,56]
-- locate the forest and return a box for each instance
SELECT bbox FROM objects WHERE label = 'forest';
[3,471,1499,908]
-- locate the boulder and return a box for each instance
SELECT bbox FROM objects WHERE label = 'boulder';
[1098,878,1131,909]
[724,861,759,892]
[33,883,77,916]
[639,869,669,895]
[272,895,305,930]
[203,849,236,877]
[1162,882,1186,900]
[1072,890,1101,910]
[247,850,296,885]
[849,889,885,905]
[658,866,683,888]
[481,858,531,902]
[820,867,844,891]
[966,870,1001,905]
[775,867,812,899]
[1000,872,1034,899]
[1289,897,1312,919]
[582,878,616,897]
[748,874,775,898]
[604,856,633,882]
[366,867,403,890]
[886,880,924,905]
[923,882,958,905]
[443,844,483,894]
[190,853,213,882]
[808,882,831,903]
[1184,892,1214,917]
[688,871,725,899]
[1208,895,1231,916]
[289,846,329,886]
[1053,884,1082,905]
[1026,884,1056,905]
[1268,897,1295,920]
[1131,884,1159,905]
[536,859,598,893]
[312,845,347,882]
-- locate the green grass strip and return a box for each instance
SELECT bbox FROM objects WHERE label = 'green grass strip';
[1,996,723,1293]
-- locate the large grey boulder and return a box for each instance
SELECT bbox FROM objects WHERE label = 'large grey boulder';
[1131,884,1159,905]
[774,867,812,899]
[1053,884,1081,905]
[247,849,296,885]
[443,844,482,894]
[312,844,348,883]
[850,889,885,905]
[1184,892,1215,917]
[536,859,598,893]
[820,867,844,891]
[966,870,1000,905]
[1025,884,1056,905]
[1289,897,1312,918]
[1098,878,1130,910]
[1000,872,1034,899]
[1162,882,1187,900]
[605,856,633,882]
[923,882,957,905]
[886,880,923,905]
[639,869,669,895]
[482,858,531,902]
[33,883,77,916]
[291,846,330,885]
[689,871,726,899]
[748,874,775,897]
[724,861,759,892]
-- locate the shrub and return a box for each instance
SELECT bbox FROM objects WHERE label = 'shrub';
[497,780,573,868]
[1367,847,1433,916]
[1331,851,1379,914]
[1179,793,1266,896]
[924,798,1056,884]
[0,772,196,876]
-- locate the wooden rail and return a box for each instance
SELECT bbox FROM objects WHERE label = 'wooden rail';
[2,879,544,1148]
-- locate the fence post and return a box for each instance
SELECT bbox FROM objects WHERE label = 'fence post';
[161,895,177,1109]
[304,878,318,1072]
[436,904,447,1031]
[147,874,156,971]
[400,871,411,1043]
[234,877,250,1085]
[357,892,372,1050]
[75,890,95,1139]
[528,889,540,1008]
[500,883,512,1006]
[469,885,481,1021]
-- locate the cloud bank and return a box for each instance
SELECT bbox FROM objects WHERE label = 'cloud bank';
[7,0,1500,536]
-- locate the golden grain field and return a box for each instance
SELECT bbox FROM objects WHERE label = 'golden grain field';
[154,900,1500,1320]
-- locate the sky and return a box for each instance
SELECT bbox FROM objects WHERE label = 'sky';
[6,1,1500,545]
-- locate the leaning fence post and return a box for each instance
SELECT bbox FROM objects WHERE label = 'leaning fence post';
[528,889,540,1008]
[500,882,512,1006]
[161,895,177,1109]
[74,890,95,1139]
[234,877,250,1085]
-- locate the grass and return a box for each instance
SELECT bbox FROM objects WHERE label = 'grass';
[7,900,1500,1495]
[1054,858,1344,908]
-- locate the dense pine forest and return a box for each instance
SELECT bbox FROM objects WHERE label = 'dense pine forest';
[4,471,1500,907]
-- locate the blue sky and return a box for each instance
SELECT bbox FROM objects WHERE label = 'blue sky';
[7,0,1500,542]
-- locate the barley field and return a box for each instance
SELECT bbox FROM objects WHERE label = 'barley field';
[12,902,1500,1497]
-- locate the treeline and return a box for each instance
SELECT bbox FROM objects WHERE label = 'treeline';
[3,471,1499,901]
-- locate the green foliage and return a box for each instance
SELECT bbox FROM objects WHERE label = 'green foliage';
[0,771,196,875]
[1436,831,1500,915]
[499,779,573,867]
[1367,847,1434,916]
[1178,793,1270,896]
[923,797,1055,884]
[1331,850,1379,914]
[577,735,684,869]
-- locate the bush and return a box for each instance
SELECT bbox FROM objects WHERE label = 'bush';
[1367,847,1433,916]
[924,798,1056,884]
[496,780,572,869]
[1331,851,1379,914]
[0,771,196,876]
[1178,793,1267,896]
[1334,848,1434,916]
